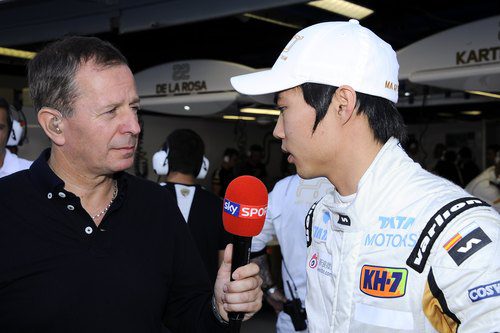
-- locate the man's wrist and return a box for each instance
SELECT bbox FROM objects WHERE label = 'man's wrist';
[211,294,229,325]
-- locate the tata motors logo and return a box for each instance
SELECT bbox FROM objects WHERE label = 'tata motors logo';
[223,199,267,219]
[309,253,319,269]
[360,265,408,298]
[468,281,500,302]
[364,216,417,248]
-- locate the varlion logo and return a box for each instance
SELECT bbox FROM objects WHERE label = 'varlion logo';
[406,197,489,273]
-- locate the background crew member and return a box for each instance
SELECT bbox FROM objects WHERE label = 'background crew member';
[0,97,31,178]
[251,174,333,332]
[0,36,262,333]
[466,150,500,212]
[153,128,230,284]
[231,19,500,332]
[212,147,239,197]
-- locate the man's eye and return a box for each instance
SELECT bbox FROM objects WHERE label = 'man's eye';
[105,108,117,115]
[277,106,286,113]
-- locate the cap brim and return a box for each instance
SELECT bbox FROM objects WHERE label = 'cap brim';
[230,69,303,96]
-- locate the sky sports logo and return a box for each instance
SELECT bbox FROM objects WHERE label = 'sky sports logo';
[223,199,267,219]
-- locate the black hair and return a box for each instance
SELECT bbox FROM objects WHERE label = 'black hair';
[28,36,128,117]
[0,97,12,133]
[165,129,205,177]
[297,82,407,144]
[223,148,238,158]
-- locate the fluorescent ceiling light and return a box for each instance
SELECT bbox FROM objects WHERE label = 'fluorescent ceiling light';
[223,115,256,121]
[240,107,280,116]
[243,13,302,29]
[308,0,374,20]
[437,112,454,118]
[466,90,500,99]
[0,46,36,59]
[461,110,482,116]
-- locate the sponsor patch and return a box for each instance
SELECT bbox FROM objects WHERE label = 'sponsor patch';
[365,215,417,248]
[360,265,408,298]
[309,253,318,269]
[468,280,500,302]
[406,197,489,273]
[447,227,491,266]
[337,213,351,226]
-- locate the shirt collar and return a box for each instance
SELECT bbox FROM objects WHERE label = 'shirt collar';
[29,148,128,200]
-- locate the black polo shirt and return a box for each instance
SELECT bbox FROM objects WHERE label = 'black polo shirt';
[0,149,227,333]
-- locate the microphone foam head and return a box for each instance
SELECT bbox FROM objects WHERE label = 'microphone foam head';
[223,175,268,237]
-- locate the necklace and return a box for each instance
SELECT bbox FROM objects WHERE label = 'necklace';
[91,180,118,220]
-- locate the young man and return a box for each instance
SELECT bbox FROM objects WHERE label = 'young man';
[231,20,499,332]
[0,36,262,332]
[153,128,230,284]
[0,97,32,178]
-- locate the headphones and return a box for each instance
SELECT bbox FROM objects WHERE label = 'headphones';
[152,147,210,179]
[2,99,26,147]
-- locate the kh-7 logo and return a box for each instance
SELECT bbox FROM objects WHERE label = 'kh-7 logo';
[360,265,408,298]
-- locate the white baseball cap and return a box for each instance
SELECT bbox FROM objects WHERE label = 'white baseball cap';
[231,19,399,103]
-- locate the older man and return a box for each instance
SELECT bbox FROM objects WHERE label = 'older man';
[0,36,261,333]
[231,20,499,332]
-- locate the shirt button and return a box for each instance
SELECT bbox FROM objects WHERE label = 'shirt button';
[47,193,53,199]
[58,192,66,198]
[67,205,75,211]
[85,226,93,234]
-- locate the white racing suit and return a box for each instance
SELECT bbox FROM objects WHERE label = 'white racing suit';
[305,138,500,332]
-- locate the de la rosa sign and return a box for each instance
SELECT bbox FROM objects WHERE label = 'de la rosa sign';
[135,60,254,97]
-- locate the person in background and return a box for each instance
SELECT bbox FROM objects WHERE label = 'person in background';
[466,150,500,212]
[251,175,333,332]
[0,97,32,178]
[0,36,262,333]
[212,147,238,197]
[240,144,268,186]
[231,19,499,332]
[152,128,230,284]
[457,146,480,187]
[433,149,462,186]
[485,144,500,168]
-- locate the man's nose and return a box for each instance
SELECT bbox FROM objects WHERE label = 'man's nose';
[273,114,284,140]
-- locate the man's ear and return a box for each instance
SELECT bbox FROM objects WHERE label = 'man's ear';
[333,85,357,125]
[38,107,65,146]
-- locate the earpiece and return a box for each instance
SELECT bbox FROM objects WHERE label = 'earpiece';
[50,117,62,134]
[152,149,169,176]
[6,119,23,146]
[196,156,209,179]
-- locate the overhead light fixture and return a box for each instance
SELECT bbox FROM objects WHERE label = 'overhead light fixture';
[308,0,374,20]
[223,115,256,121]
[461,110,482,116]
[465,90,500,99]
[243,13,302,29]
[240,107,280,116]
[0,46,36,59]
[437,112,454,118]
[183,105,190,111]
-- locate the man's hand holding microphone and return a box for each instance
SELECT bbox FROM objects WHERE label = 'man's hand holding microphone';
[213,176,268,332]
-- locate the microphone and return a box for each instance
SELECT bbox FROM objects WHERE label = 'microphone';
[222,175,267,332]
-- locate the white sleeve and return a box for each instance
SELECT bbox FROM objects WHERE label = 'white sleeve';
[251,177,289,253]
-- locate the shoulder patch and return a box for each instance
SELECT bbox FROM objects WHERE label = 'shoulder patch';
[406,197,489,273]
[446,227,491,266]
